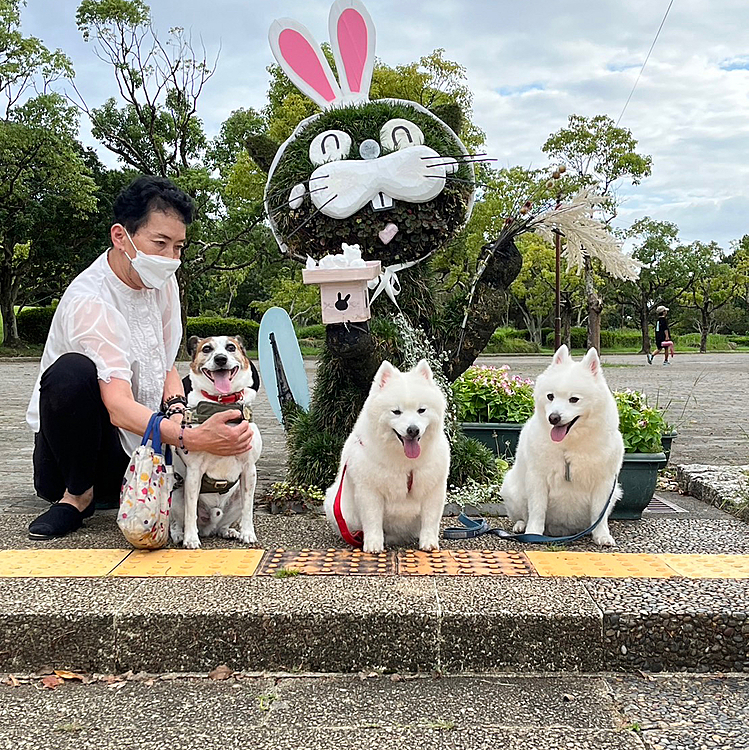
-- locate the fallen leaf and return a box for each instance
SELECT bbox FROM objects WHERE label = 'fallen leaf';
[41,675,64,690]
[208,665,234,681]
[7,675,20,687]
[54,670,85,681]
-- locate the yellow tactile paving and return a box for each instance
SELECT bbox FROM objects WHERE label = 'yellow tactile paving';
[397,549,536,576]
[0,549,130,577]
[109,549,264,577]
[661,554,749,579]
[258,548,395,575]
[526,551,678,578]
[1,548,749,579]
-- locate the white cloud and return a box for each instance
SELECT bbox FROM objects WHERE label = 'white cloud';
[20,0,749,246]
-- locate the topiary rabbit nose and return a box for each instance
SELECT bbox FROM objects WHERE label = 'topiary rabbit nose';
[359,139,380,159]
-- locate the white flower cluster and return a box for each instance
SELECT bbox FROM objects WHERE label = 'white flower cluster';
[305,243,367,270]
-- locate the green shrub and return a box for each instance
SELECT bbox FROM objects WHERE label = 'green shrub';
[545,326,587,349]
[674,333,730,350]
[729,335,749,347]
[614,389,670,454]
[600,328,642,349]
[452,365,535,423]
[186,317,260,348]
[296,324,326,340]
[448,432,498,487]
[17,306,55,344]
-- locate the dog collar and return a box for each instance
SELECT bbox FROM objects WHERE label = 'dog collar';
[200,390,244,403]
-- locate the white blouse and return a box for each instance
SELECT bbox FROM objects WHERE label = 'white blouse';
[26,251,182,455]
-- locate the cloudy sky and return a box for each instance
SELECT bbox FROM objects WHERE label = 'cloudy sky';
[21,0,749,249]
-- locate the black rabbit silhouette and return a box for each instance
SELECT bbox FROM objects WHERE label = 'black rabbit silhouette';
[335,292,351,310]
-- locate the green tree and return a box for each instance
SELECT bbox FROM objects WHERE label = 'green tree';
[0,1,97,345]
[75,0,274,342]
[679,241,749,352]
[611,217,696,352]
[542,114,652,352]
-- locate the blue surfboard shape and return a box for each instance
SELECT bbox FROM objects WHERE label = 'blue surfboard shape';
[258,307,310,424]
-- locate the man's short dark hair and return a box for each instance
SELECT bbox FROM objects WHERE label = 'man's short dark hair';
[113,175,195,234]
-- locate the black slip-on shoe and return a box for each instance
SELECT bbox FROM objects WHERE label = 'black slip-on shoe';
[28,503,84,540]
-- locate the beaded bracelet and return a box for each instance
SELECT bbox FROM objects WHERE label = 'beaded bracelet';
[165,404,186,419]
[164,394,188,411]
[179,419,188,454]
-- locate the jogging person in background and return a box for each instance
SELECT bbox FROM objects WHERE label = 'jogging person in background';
[647,305,674,365]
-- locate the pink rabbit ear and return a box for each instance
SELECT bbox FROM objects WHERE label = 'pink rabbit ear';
[269,18,342,110]
[329,0,375,102]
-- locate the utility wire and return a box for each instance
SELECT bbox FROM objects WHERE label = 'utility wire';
[616,0,675,126]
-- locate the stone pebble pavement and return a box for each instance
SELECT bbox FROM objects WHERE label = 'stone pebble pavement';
[1,351,747,513]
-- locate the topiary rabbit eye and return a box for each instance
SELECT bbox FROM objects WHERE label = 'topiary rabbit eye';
[309,129,352,165]
[380,119,424,151]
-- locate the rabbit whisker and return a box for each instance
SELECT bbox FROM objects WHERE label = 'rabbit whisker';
[285,193,339,240]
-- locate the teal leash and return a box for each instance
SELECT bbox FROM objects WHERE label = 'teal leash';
[443,479,618,544]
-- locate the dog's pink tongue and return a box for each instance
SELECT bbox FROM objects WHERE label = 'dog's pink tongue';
[212,370,233,394]
[403,438,421,459]
[551,425,567,443]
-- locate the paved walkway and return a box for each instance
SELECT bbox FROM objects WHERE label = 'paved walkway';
[1,352,747,513]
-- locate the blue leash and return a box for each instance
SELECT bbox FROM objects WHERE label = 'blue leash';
[443,479,618,544]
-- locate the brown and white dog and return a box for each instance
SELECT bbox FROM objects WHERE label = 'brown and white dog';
[170,335,263,549]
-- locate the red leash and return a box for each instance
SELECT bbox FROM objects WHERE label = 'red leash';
[332,463,414,549]
[332,465,364,548]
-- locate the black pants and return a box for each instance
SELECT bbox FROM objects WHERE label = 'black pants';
[33,353,129,506]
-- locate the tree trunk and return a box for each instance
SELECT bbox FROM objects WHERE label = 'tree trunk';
[639,303,651,354]
[561,293,573,349]
[0,267,20,347]
[584,257,602,353]
[700,309,709,353]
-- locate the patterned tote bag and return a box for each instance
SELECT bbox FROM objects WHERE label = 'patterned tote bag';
[117,413,174,549]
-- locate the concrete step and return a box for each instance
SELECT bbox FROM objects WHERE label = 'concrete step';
[0,507,748,675]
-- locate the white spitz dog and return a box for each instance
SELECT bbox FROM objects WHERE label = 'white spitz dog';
[324,359,450,553]
[500,345,624,546]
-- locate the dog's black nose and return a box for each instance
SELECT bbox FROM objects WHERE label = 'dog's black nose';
[406,425,420,439]
[214,354,228,367]
[548,412,561,425]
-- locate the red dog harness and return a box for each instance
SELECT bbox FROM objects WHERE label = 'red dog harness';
[332,462,414,549]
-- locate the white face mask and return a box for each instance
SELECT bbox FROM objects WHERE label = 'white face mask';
[121,226,181,290]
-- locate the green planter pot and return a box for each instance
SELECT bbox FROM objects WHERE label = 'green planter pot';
[661,431,677,464]
[611,452,668,520]
[459,422,524,458]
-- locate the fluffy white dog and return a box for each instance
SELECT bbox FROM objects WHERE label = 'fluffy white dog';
[324,359,450,553]
[500,345,623,546]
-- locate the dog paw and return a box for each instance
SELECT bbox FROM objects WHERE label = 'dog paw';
[419,534,440,552]
[363,540,385,554]
[419,541,440,552]
[218,527,241,540]
[593,533,616,547]
[238,531,258,545]
[512,520,527,534]
[170,526,184,544]
[182,534,201,550]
